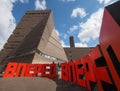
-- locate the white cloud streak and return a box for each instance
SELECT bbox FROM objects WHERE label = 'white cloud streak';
[60,40,69,47]
[0,0,16,50]
[78,8,104,43]
[98,0,111,4]
[19,0,29,3]
[55,29,60,37]
[61,0,76,2]
[35,0,46,10]
[97,0,119,6]
[63,34,67,39]
[75,43,88,47]
[0,0,29,50]
[69,25,78,32]
[71,7,87,18]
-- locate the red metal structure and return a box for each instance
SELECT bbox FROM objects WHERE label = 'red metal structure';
[99,1,120,91]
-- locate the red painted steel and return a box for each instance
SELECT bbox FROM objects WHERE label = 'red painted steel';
[3,62,18,78]
[41,64,50,77]
[61,63,69,81]
[15,63,27,77]
[49,63,57,78]
[33,64,43,76]
[25,64,35,77]
[81,55,96,91]
[90,46,113,91]
[99,9,120,91]
[68,61,77,83]
[74,60,87,88]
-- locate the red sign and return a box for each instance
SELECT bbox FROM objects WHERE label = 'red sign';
[3,63,57,78]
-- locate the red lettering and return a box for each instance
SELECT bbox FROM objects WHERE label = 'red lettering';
[15,63,27,77]
[25,64,35,77]
[3,62,18,78]
[81,55,96,91]
[68,61,77,83]
[61,63,69,81]
[74,60,86,88]
[49,63,57,78]
[90,45,114,91]
[99,9,120,91]
[33,64,43,77]
[41,64,50,77]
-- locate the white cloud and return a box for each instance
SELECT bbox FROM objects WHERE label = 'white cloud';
[19,0,29,3]
[0,40,5,50]
[55,29,60,37]
[0,0,29,50]
[97,0,119,6]
[0,0,16,50]
[63,34,67,39]
[78,8,104,42]
[61,0,76,2]
[55,29,67,39]
[98,0,111,4]
[60,40,69,47]
[35,0,46,10]
[67,25,79,35]
[75,43,88,47]
[69,25,79,32]
[71,7,87,18]
[61,40,88,47]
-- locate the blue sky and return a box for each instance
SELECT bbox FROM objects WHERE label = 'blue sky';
[0,0,118,50]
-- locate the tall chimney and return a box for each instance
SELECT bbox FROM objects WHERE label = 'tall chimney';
[70,36,75,47]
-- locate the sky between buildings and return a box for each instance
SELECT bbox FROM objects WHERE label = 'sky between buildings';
[0,0,118,50]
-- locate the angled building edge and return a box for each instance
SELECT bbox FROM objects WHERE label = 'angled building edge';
[0,10,68,72]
